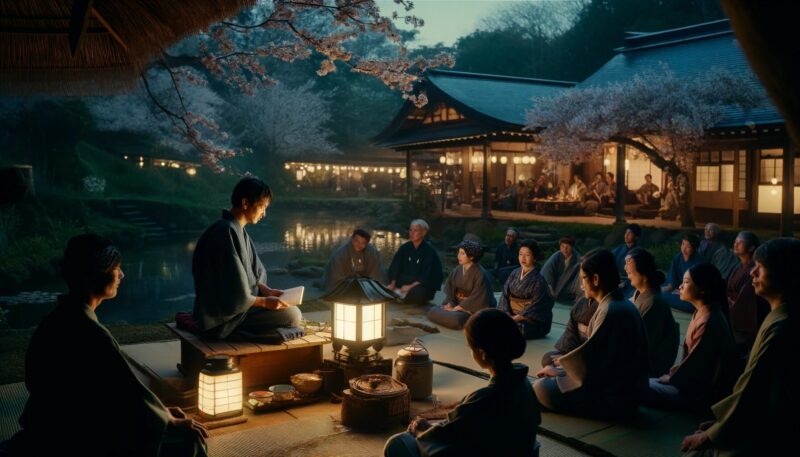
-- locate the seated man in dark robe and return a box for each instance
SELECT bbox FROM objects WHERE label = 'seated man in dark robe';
[541,236,582,303]
[3,235,207,457]
[492,228,520,285]
[699,222,739,280]
[323,228,384,293]
[727,231,770,356]
[387,219,444,305]
[611,223,641,298]
[192,177,302,343]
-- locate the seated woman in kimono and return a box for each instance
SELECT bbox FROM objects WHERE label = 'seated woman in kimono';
[428,241,496,330]
[643,263,739,413]
[384,309,541,457]
[682,238,800,456]
[533,248,649,420]
[497,239,554,339]
[541,236,582,303]
[625,248,680,377]
[4,234,208,457]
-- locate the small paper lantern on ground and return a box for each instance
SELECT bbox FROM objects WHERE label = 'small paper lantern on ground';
[198,355,243,419]
[321,277,396,361]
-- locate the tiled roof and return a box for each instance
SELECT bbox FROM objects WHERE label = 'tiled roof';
[427,69,575,126]
[580,19,783,128]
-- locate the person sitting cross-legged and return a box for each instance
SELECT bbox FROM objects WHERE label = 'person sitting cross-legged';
[387,219,444,305]
[384,309,541,457]
[428,241,496,330]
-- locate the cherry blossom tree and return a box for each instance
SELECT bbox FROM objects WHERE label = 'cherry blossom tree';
[147,0,454,171]
[526,66,765,226]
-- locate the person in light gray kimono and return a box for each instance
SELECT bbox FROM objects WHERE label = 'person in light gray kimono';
[192,177,302,343]
[541,235,582,303]
[428,240,496,330]
[323,228,384,292]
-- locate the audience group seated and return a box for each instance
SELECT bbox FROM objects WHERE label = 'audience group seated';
[5,177,794,457]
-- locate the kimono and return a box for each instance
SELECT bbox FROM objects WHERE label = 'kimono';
[498,267,554,339]
[6,296,205,457]
[687,304,799,456]
[192,209,266,338]
[650,307,739,410]
[385,364,540,457]
[388,240,444,305]
[322,240,384,292]
[493,240,520,284]
[428,264,496,330]
[542,297,598,367]
[540,249,582,303]
[534,293,649,419]
[700,240,739,280]
[726,259,770,353]
[632,289,680,377]
[192,210,300,341]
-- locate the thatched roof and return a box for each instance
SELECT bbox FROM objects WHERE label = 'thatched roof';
[0,0,255,96]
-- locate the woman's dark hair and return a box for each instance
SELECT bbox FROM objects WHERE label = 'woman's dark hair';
[519,239,543,261]
[753,238,800,303]
[736,231,759,253]
[61,234,121,296]
[352,228,371,242]
[682,232,701,251]
[626,223,642,237]
[464,309,525,368]
[686,263,729,320]
[231,177,272,207]
[580,248,622,300]
[457,240,484,261]
[626,247,666,289]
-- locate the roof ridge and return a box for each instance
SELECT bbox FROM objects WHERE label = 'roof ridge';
[427,69,575,87]
[617,18,731,52]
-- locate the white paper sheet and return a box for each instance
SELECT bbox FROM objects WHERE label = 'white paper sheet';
[280,286,304,306]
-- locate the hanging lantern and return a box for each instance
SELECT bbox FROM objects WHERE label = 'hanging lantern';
[439,156,446,164]
[198,355,243,419]
[491,155,497,164]
[522,156,530,164]
[513,156,521,165]
[321,277,395,361]
[500,156,508,165]
[531,156,537,165]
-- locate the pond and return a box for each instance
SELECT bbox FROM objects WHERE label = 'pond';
[90,208,406,324]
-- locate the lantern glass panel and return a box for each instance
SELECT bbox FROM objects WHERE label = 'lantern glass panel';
[334,303,358,341]
[361,303,384,341]
[198,370,242,417]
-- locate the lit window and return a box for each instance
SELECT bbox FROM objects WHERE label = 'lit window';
[696,165,720,191]
[721,164,734,192]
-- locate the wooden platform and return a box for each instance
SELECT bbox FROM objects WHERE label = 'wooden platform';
[165,323,330,390]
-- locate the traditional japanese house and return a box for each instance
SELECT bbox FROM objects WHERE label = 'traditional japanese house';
[373,69,575,217]
[581,18,794,228]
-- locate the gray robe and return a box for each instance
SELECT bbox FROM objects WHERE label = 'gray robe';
[633,289,680,377]
[192,209,265,338]
[554,293,649,418]
[540,250,582,303]
[323,241,384,292]
[442,264,497,313]
[9,296,199,456]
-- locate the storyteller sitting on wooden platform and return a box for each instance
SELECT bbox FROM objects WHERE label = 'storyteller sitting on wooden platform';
[191,177,302,344]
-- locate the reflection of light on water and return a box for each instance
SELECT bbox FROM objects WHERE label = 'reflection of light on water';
[282,222,405,258]
[185,241,196,252]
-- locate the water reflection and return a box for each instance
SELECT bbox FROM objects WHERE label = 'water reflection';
[93,209,405,324]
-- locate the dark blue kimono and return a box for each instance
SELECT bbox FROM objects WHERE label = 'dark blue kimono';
[388,240,444,305]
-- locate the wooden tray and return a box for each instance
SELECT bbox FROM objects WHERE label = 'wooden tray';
[243,393,326,413]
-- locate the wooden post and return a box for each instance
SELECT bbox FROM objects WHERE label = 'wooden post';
[615,144,627,225]
[482,140,491,219]
[780,143,795,236]
[732,150,741,228]
[405,150,412,203]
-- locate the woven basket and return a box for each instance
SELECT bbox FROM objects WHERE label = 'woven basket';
[341,375,410,431]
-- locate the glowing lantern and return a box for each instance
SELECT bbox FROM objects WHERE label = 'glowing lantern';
[513,156,521,165]
[322,277,394,360]
[500,156,508,165]
[439,156,446,164]
[198,355,243,419]
[491,155,497,164]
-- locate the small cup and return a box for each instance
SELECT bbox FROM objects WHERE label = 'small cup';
[269,384,296,402]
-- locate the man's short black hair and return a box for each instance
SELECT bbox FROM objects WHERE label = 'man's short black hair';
[231,177,272,207]
[352,228,371,242]
[626,223,642,237]
[607,172,614,179]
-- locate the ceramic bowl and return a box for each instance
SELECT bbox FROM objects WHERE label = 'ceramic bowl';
[290,373,323,395]
[268,384,296,401]
[248,390,273,404]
